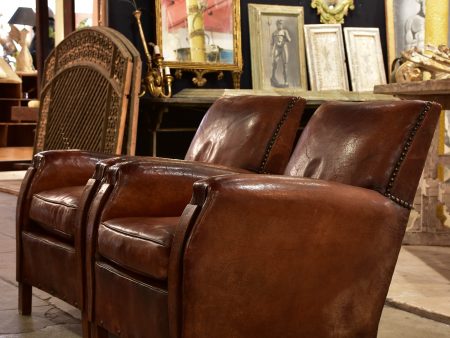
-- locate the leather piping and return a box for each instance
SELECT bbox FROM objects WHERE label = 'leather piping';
[101,221,169,247]
[258,96,301,174]
[384,101,432,209]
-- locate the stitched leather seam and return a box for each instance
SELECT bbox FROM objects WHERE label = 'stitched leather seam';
[384,101,432,209]
[258,97,301,174]
[95,261,168,294]
[33,221,74,240]
[101,222,169,247]
[22,231,75,253]
[33,193,79,209]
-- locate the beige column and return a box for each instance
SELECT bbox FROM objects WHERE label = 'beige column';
[186,0,206,62]
[54,0,65,46]
[425,0,449,179]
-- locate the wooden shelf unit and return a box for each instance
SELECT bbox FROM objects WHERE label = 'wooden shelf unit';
[0,71,37,166]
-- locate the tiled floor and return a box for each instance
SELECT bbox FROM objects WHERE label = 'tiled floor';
[0,191,449,337]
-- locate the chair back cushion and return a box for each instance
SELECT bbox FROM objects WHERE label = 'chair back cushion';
[185,95,306,174]
[285,100,441,207]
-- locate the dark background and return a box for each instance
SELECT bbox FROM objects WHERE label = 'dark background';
[108,0,388,92]
[107,0,387,157]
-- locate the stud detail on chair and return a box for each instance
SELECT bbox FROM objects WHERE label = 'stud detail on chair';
[384,101,433,209]
[258,96,301,174]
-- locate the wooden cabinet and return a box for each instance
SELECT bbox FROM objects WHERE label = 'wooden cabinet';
[0,71,38,145]
[0,71,37,168]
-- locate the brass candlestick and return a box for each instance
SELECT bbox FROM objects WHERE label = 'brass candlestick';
[133,9,173,98]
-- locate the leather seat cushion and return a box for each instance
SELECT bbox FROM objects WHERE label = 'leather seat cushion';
[97,217,179,281]
[29,186,84,241]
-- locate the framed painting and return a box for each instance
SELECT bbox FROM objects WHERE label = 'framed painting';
[344,27,387,92]
[248,4,307,91]
[155,0,242,83]
[385,0,425,68]
[304,24,348,91]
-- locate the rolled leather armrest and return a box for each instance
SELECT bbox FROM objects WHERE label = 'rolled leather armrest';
[27,150,114,194]
[171,174,410,338]
[99,158,252,220]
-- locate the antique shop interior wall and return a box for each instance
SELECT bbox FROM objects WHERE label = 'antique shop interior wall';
[106,0,387,156]
[108,0,388,91]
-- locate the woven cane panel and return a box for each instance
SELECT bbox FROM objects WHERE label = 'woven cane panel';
[35,66,122,154]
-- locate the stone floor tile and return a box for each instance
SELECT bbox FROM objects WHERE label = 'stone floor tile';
[0,305,79,335]
[388,245,450,323]
[0,234,16,254]
[0,279,47,311]
[0,323,82,338]
[0,252,16,284]
[379,306,450,337]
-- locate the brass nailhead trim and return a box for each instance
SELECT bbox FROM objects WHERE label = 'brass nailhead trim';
[384,101,432,209]
[258,96,301,174]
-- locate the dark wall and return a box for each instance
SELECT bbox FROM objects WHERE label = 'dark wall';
[109,0,388,92]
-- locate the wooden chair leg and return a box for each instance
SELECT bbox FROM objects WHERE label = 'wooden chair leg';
[82,313,91,338]
[92,324,108,338]
[18,282,32,315]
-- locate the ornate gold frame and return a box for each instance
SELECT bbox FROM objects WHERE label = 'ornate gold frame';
[311,0,355,24]
[155,0,243,87]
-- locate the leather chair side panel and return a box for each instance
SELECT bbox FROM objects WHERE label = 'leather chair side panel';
[21,231,80,306]
[176,175,409,338]
[94,261,169,338]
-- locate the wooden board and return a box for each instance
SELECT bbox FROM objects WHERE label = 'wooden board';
[374,80,450,109]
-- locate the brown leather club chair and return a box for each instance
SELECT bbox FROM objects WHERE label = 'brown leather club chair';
[16,95,306,336]
[87,100,440,338]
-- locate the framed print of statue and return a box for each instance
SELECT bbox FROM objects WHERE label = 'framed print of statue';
[156,0,242,87]
[304,24,349,91]
[344,27,387,92]
[248,4,307,91]
[385,0,425,68]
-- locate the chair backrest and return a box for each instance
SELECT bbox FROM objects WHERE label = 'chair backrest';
[285,100,441,208]
[34,27,141,155]
[185,95,306,174]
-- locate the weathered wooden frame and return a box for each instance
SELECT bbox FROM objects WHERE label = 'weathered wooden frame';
[304,24,349,91]
[248,4,307,91]
[344,27,387,92]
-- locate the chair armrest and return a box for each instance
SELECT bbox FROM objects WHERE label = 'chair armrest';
[26,150,114,194]
[170,174,410,338]
[99,158,252,220]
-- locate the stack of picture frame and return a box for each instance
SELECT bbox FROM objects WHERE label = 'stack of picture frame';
[248,4,387,92]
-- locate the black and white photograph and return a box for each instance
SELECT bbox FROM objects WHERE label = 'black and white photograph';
[248,4,307,91]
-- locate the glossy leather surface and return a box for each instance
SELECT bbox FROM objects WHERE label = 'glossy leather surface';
[21,231,80,306]
[185,95,306,174]
[29,186,84,241]
[97,217,179,280]
[285,100,441,205]
[86,100,441,338]
[94,261,169,338]
[177,174,409,338]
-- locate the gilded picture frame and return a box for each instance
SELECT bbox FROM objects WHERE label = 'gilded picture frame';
[248,4,307,91]
[385,0,425,69]
[304,24,349,91]
[343,27,387,92]
[155,0,242,85]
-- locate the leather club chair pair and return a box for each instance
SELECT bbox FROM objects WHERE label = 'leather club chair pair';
[86,100,440,338]
[16,95,307,336]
